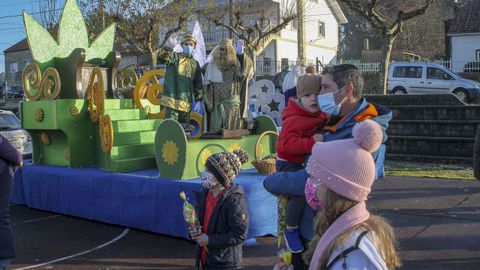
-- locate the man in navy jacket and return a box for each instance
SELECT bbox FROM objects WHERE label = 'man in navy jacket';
[264,64,392,269]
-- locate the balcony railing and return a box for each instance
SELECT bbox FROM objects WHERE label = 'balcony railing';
[203,28,231,49]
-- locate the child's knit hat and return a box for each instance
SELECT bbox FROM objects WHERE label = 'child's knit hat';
[297,74,322,99]
[306,120,383,201]
[306,120,384,270]
[205,149,249,187]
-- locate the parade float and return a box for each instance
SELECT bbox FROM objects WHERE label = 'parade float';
[13,0,283,239]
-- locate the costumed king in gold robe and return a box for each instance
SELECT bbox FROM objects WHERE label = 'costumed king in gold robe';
[203,39,253,134]
[159,34,203,131]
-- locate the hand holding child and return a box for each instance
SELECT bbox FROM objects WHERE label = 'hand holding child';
[313,133,324,142]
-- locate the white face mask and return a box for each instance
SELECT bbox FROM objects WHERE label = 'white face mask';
[201,171,218,189]
[317,86,347,117]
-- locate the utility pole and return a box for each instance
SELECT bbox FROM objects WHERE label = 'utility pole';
[297,0,306,66]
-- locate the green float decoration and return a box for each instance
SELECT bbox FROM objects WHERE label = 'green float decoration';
[155,115,278,180]
[23,0,118,99]
[20,0,278,176]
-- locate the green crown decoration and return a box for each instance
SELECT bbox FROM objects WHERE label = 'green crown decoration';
[22,0,119,100]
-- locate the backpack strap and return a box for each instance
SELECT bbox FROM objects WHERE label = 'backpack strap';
[325,231,369,270]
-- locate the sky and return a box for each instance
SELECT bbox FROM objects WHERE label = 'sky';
[0,0,64,73]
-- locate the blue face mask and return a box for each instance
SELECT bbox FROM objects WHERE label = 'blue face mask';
[183,45,194,56]
[317,87,346,117]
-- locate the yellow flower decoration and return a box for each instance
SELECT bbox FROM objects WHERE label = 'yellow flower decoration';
[162,140,179,165]
[228,143,241,153]
[200,148,213,165]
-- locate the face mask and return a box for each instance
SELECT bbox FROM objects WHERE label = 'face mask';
[183,45,194,56]
[305,177,325,211]
[317,86,346,117]
[201,171,217,189]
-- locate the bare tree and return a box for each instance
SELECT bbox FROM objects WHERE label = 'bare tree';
[394,0,454,59]
[81,0,197,69]
[206,0,302,70]
[38,0,61,35]
[338,0,434,94]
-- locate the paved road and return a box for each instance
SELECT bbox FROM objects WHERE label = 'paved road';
[7,176,480,270]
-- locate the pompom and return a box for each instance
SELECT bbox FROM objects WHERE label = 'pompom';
[233,149,248,164]
[352,120,383,153]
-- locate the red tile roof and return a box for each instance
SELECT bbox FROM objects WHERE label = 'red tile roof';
[449,0,480,34]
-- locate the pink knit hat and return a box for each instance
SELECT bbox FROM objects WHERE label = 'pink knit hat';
[306,120,384,270]
[306,119,383,202]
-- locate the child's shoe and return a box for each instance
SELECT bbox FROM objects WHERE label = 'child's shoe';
[284,227,304,253]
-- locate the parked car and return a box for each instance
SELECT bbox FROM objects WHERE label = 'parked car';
[0,110,32,159]
[387,62,480,102]
[3,87,24,98]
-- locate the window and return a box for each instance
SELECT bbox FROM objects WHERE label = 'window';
[318,21,325,38]
[476,49,480,61]
[427,67,452,80]
[393,66,422,78]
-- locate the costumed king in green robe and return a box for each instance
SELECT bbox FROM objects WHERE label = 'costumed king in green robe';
[159,34,203,131]
[203,39,253,134]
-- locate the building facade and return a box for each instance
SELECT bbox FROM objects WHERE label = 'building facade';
[447,0,480,72]
[3,39,33,89]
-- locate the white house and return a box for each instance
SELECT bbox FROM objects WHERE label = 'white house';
[198,0,347,76]
[448,0,480,72]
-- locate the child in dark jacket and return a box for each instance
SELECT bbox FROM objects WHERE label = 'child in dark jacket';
[275,74,327,254]
[190,149,250,270]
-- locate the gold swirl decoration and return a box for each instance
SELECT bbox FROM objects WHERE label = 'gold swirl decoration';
[117,68,138,98]
[22,64,61,101]
[133,70,166,119]
[86,67,105,122]
[99,114,114,153]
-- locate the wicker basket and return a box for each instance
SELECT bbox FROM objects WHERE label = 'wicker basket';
[251,130,278,175]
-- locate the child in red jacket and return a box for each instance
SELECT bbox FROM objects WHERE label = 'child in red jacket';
[276,74,327,254]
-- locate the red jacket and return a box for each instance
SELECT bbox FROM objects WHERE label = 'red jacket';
[276,98,328,163]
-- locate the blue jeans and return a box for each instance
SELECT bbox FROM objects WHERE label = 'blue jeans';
[0,258,12,270]
[275,160,306,227]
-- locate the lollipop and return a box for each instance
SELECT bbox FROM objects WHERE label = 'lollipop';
[180,191,200,228]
